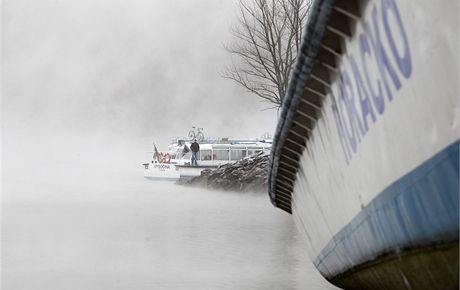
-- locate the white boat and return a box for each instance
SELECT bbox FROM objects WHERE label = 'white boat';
[268,0,458,289]
[144,133,271,180]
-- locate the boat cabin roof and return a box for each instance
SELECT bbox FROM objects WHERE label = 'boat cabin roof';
[168,142,270,151]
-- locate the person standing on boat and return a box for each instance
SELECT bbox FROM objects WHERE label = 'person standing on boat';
[190,139,200,166]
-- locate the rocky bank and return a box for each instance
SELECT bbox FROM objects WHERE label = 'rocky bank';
[178,152,269,192]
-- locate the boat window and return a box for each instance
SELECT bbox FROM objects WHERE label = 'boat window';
[200,150,212,160]
[230,149,246,160]
[213,145,230,149]
[213,149,229,160]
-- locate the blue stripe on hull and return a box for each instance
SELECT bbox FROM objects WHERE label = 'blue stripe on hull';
[314,141,460,278]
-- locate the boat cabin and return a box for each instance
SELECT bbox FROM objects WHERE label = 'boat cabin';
[168,141,271,167]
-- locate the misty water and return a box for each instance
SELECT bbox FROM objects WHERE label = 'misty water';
[3,174,339,290]
[3,0,341,288]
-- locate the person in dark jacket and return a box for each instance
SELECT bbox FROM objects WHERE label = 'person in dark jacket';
[190,139,200,166]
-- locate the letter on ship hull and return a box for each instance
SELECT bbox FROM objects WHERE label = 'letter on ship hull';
[268,0,459,289]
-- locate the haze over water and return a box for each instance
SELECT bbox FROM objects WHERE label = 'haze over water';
[3,173,339,290]
[3,0,340,288]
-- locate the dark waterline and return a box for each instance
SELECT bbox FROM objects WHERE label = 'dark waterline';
[2,177,339,290]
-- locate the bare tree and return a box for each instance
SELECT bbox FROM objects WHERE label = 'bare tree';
[223,0,310,108]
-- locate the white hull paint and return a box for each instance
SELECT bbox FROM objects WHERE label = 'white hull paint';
[293,0,458,267]
[143,163,215,180]
[269,0,458,288]
[144,162,180,180]
[175,166,216,178]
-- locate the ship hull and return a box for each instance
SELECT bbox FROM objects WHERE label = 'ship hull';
[293,142,458,289]
[144,163,181,180]
[143,163,217,180]
[268,0,459,288]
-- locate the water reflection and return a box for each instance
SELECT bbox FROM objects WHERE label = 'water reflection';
[3,178,339,290]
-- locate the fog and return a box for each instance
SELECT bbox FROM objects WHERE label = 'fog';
[0,1,341,289]
[3,178,340,290]
[3,0,278,179]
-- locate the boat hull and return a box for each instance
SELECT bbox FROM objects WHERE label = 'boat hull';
[330,241,458,290]
[268,0,459,288]
[294,142,459,289]
[143,163,218,180]
[144,163,180,180]
[175,165,217,178]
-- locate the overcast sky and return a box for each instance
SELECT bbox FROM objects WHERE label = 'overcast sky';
[3,0,278,177]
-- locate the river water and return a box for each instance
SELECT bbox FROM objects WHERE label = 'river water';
[3,175,339,290]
